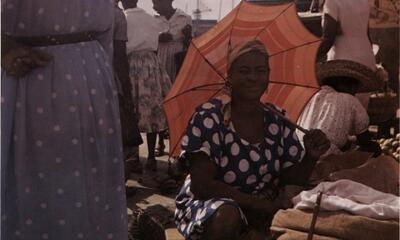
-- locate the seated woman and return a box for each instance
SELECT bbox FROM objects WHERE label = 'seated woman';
[174,40,330,240]
[297,60,382,157]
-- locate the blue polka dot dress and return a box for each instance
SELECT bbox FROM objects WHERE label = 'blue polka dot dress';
[174,95,305,239]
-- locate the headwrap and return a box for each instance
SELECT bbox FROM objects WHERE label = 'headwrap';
[227,40,269,74]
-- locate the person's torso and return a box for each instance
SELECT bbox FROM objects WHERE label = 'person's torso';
[125,8,162,52]
[297,87,358,149]
[2,0,113,36]
[156,9,192,42]
[327,0,376,69]
[186,98,296,194]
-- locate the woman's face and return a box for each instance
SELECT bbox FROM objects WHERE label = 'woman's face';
[229,51,269,101]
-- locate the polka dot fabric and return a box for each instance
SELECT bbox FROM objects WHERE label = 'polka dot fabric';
[174,97,305,239]
[1,1,127,239]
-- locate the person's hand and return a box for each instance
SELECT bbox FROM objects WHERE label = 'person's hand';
[358,141,382,157]
[159,32,173,43]
[181,24,192,37]
[181,24,192,49]
[304,129,331,160]
[2,45,52,77]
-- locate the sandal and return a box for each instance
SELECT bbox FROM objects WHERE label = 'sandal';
[154,147,166,157]
[154,144,166,157]
[145,158,157,172]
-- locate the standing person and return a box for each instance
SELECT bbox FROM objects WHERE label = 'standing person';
[1,1,128,239]
[317,0,378,109]
[121,0,171,171]
[153,0,192,82]
[113,0,143,193]
[318,0,376,70]
[152,0,192,156]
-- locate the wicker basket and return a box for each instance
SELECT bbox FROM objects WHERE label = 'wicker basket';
[368,91,398,124]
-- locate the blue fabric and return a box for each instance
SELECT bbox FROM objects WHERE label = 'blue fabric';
[174,98,305,239]
[1,1,128,239]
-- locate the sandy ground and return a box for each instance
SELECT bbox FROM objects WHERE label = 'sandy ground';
[126,133,178,229]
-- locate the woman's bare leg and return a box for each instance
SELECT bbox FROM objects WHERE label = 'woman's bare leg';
[202,204,243,240]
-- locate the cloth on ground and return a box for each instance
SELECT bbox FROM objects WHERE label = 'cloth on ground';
[309,150,372,184]
[271,209,399,240]
[328,155,400,196]
[271,226,339,240]
[292,179,400,220]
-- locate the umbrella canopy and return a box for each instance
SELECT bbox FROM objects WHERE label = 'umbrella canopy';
[163,0,321,156]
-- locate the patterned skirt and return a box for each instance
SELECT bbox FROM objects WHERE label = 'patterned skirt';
[128,50,170,133]
[157,41,183,82]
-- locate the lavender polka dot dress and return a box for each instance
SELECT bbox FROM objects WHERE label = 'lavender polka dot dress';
[174,96,305,239]
[1,1,127,239]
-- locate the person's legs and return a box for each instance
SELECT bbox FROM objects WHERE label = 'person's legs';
[202,204,244,240]
[124,146,142,177]
[124,146,141,197]
[146,132,157,171]
[155,131,166,156]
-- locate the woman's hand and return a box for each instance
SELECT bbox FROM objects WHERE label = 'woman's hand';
[181,24,192,38]
[159,32,173,43]
[304,129,331,160]
[2,45,52,77]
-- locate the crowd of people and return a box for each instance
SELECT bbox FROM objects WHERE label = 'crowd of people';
[1,0,397,240]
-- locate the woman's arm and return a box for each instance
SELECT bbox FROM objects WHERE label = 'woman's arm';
[113,40,133,101]
[188,152,279,214]
[357,130,382,157]
[317,14,340,61]
[280,129,330,185]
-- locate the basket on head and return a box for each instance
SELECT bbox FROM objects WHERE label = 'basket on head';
[316,60,383,93]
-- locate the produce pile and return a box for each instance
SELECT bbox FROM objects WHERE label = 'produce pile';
[377,133,400,160]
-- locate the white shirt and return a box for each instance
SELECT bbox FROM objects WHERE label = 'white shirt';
[156,8,192,42]
[323,0,377,70]
[124,8,164,53]
[297,86,370,156]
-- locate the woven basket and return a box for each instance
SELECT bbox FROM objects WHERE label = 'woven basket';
[368,91,398,124]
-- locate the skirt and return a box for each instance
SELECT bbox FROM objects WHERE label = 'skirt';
[158,41,183,82]
[1,41,128,240]
[128,50,170,133]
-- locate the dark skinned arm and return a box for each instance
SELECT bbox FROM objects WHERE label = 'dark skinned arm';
[317,14,340,61]
[113,40,133,101]
[280,129,331,186]
[188,152,279,214]
[181,24,192,50]
[357,130,382,157]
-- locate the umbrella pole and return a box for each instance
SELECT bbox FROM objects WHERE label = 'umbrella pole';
[261,103,309,134]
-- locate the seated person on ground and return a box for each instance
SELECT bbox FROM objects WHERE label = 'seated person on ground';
[297,60,381,157]
[173,40,330,240]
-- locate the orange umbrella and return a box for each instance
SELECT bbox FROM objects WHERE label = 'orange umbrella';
[163,0,321,156]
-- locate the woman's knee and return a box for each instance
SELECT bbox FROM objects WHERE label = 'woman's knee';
[203,204,243,240]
